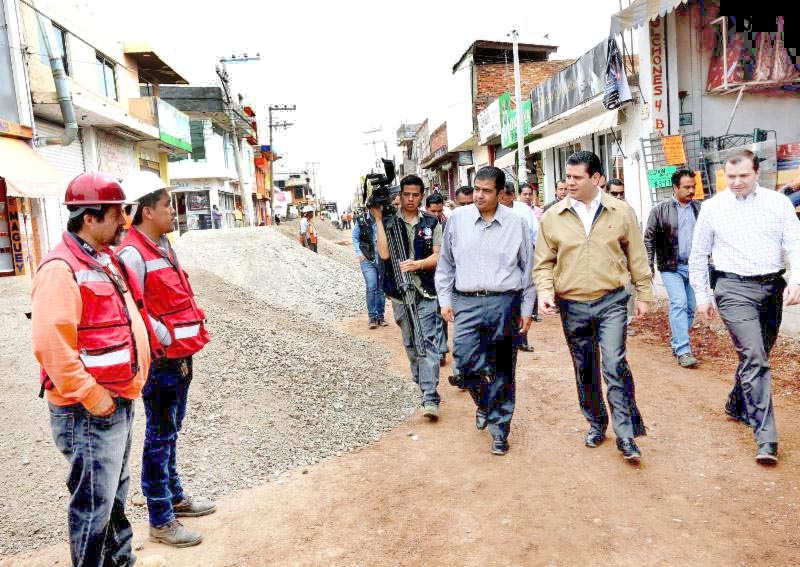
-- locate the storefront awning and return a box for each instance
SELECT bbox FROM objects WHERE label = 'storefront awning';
[526,110,618,155]
[0,136,70,198]
[610,0,687,33]
[494,150,517,170]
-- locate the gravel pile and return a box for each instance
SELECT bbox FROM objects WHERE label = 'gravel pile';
[175,227,364,321]
[276,220,356,267]
[0,228,418,557]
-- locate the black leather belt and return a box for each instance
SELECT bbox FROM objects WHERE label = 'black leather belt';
[715,270,785,283]
[454,289,518,297]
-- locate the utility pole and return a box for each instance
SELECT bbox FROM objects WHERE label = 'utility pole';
[267,104,296,213]
[511,29,528,186]
[217,53,261,226]
[306,161,320,204]
[363,127,387,170]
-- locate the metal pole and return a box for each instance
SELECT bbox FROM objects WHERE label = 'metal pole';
[512,28,528,186]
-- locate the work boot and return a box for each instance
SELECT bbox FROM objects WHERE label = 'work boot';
[677,353,699,368]
[368,318,378,329]
[173,495,217,517]
[149,520,202,548]
[134,556,169,567]
[422,402,439,421]
[377,318,389,327]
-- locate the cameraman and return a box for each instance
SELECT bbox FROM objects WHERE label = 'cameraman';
[371,175,443,420]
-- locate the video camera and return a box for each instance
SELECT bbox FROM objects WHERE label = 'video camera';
[363,158,398,210]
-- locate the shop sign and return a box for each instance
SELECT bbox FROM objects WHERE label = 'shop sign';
[157,99,192,152]
[7,198,25,275]
[477,99,501,144]
[646,165,678,189]
[530,41,607,126]
[500,92,532,149]
[457,151,473,166]
[650,17,668,135]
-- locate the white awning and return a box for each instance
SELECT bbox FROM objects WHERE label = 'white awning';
[494,150,516,170]
[0,136,71,198]
[610,0,687,33]
[527,110,618,155]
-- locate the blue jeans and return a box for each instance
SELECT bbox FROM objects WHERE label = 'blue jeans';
[142,357,192,528]
[392,297,441,405]
[360,258,386,320]
[49,399,136,567]
[452,292,521,440]
[435,310,449,355]
[661,264,696,356]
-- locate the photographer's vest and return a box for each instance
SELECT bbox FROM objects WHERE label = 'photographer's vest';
[383,212,438,300]
[38,233,164,394]
[118,227,210,359]
[356,214,376,261]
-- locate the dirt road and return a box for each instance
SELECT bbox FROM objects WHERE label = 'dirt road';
[4,306,799,566]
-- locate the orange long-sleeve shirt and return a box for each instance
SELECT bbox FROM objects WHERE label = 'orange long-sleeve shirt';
[31,260,151,411]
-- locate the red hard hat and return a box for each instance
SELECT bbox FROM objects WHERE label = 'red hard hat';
[64,172,133,206]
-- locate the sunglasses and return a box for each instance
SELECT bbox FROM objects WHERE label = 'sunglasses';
[610,191,625,197]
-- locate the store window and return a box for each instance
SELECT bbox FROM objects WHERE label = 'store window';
[556,143,578,182]
[96,52,117,100]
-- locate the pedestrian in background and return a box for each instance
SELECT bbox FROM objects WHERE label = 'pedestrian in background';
[118,171,216,548]
[520,183,544,221]
[644,169,701,368]
[32,172,166,567]
[543,179,568,211]
[535,151,651,464]
[500,182,539,350]
[455,186,474,207]
[689,150,800,465]
[426,193,450,365]
[211,205,222,229]
[352,208,387,329]
[436,166,535,455]
[606,178,637,336]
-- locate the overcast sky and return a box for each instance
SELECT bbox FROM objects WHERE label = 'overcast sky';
[96,0,629,208]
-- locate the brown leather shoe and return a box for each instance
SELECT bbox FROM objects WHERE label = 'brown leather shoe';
[173,495,217,518]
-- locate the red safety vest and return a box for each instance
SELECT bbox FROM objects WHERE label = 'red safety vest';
[38,233,165,393]
[118,227,210,359]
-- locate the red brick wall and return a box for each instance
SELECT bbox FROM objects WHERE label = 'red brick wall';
[429,123,448,155]
[474,59,575,119]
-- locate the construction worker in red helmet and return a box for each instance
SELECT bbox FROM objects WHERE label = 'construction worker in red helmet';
[31,171,166,567]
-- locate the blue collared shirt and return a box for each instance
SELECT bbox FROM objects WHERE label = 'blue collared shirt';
[435,203,535,316]
[672,197,696,262]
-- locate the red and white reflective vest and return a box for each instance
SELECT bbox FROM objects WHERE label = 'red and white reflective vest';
[118,227,210,359]
[38,233,165,392]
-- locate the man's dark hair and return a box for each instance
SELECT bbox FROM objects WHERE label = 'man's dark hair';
[671,169,695,187]
[607,178,625,190]
[556,179,567,187]
[455,185,473,197]
[132,188,169,226]
[566,151,603,177]
[474,166,505,192]
[519,183,533,191]
[725,149,759,172]
[425,193,444,207]
[502,181,517,195]
[66,205,112,234]
[400,175,425,192]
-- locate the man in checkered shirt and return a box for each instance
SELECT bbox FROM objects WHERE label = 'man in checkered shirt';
[689,149,800,465]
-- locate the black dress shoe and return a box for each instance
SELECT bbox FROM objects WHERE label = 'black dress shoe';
[517,343,535,352]
[756,442,778,465]
[585,429,605,448]
[491,436,509,455]
[616,438,641,463]
[476,409,488,430]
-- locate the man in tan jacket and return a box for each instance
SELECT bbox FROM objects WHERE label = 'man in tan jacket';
[534,151,652,464]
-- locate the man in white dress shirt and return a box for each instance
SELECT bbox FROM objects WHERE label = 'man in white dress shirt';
[689,149,800,465]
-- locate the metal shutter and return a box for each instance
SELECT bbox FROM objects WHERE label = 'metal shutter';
[34,119,85,177]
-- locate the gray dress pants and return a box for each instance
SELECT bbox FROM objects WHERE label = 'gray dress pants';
[557,287,646,440]
[714,275,784,444]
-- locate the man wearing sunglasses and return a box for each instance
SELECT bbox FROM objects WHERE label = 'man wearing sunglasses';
[607,179,638,335]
